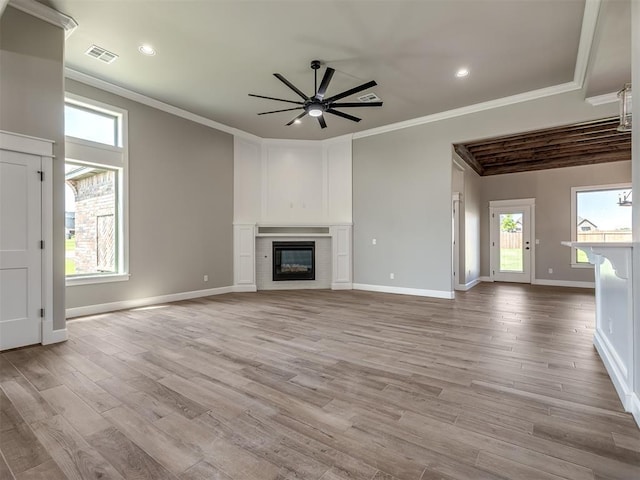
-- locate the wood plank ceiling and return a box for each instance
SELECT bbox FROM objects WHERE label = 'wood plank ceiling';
[454,117,631,176]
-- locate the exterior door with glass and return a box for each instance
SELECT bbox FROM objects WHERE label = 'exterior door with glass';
[490,201,533,283]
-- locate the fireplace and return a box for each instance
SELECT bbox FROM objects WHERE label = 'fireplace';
[272,241,315,281]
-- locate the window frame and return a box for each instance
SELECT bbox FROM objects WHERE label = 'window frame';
[64,93,129,286]
[570,183,632,268]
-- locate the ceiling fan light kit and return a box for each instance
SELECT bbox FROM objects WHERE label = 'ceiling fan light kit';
[249,60,383,129]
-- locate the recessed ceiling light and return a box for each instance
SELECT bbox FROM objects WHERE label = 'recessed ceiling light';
[138,44,156,56]
[294,119,301,124]
[456,68,470,78]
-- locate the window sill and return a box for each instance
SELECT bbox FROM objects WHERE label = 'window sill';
[571,263,594,269]
[66,273,130,286]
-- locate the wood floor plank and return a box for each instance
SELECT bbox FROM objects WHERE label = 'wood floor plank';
[1,285,638,479]
[39,385,110,437]
[102,406,202,475]
[0,451,14,480]
[86,426,177,480]
[58,370,121,414]
[0,377,56,424]
[14,459,66,480]
[30,414,124,480]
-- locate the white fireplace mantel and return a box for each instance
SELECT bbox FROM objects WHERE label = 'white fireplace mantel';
[234,223,352,292]
[562,241,638,424]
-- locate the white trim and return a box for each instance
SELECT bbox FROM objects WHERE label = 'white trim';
[352,83,580,140]
[573,0,602,87]
[456,278,482,291]
[352,283,454,299]
[66,274,130,287]
[232,284,257,293]
[40,154,55,344]
[331,282,353,290]
[8,0,77,37]
[0,131,54,157]
[479,276,493,282]
[489,198,536,208]
[65,68,261,142]
[630,394,640,427]
[532,278,595,289]
[66,286,235,318]
[586,91,619,106]
[594,330,634,411]
[41,321,67,344]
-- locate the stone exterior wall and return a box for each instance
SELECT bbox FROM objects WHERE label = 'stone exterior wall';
[68,170,116,273]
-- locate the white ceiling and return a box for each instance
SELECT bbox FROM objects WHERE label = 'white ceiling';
[37,0,630,140]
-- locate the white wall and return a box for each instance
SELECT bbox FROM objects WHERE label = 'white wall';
[234,136,352,225]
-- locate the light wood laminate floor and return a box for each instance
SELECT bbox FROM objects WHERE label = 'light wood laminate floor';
[1,284,639,480]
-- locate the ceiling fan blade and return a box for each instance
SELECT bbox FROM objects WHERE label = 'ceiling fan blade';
[248,94,304,105]
[330,102,383,108]
[316,67,335,100]
[274,73,309,101]
[326,109,361,123]
[286,111,308,126]
[318,115,327,129]
[324,80,377,103]
[258,107,303,115]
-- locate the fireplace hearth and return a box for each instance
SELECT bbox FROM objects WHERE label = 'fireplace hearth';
[273,241,315,281]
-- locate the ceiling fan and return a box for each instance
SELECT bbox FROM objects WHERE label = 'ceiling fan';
[249,60,383,129]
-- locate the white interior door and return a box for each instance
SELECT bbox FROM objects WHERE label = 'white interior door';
[490,204,532,283]
[0,150,42,350]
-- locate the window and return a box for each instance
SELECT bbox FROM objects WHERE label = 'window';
[65,94,128,284]
[571,184,632,266]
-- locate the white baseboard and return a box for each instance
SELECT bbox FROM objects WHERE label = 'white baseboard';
[532,278,595,288]
[42,319,67,344]
[479,276,493,282]
[331,282,353,290]
[593,330,634,414]
[66,286,235,318]
[630,393,640,428]
[352,283,454,299]
[232,284,257,293]
[455,278,482,291]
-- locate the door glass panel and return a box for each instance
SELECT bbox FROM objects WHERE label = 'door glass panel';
[499,213,523,272]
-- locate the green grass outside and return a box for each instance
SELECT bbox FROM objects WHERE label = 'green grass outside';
[500,248,523,272]
[65,237,76,275]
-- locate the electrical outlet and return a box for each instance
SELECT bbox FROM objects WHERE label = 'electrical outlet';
[203,275,208,282]
[372,238,377,245]
[390,273,395,280]
[548,268,553,274]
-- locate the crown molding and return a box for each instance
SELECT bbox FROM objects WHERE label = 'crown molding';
[352,82,580,140]
[573,0,602,87]
[65,68,262,142]
[9,0,77,37]
[586,91,618,106]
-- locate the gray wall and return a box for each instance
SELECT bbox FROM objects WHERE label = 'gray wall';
[479,161,631,282]
[65,80,234,309]
[0,7,66,330]
[353,90,619,295]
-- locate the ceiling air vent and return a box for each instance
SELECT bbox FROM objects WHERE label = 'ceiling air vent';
[85,45,119,64]
[357,92,381,103]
